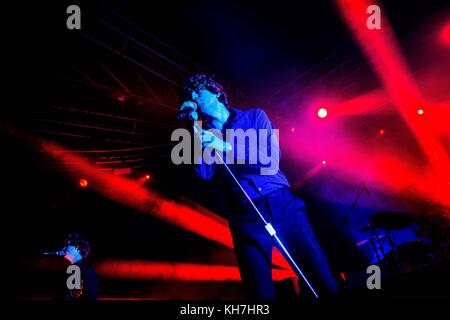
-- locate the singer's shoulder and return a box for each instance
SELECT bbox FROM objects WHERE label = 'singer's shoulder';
[229,108,271,126]
[249,108,271,122]
[235,107,266,118]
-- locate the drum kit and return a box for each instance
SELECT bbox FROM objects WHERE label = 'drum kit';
[355,211,434,274]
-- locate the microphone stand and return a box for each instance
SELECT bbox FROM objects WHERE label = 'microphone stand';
[194,122,319,299]
[342,183,368,248]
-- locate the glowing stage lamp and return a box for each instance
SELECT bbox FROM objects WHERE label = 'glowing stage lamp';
[441,22,450,45]
[317,108,328,119]
[79,178,88,188]
[417,109,424,115]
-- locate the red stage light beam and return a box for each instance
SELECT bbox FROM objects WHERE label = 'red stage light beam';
[441,21,450,46]
[41,141,294,272]
[335,0,449,174]
[95,260,294,282]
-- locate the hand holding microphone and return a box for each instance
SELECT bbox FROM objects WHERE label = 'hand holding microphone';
[177,101,231,153]
[177,101,198,121]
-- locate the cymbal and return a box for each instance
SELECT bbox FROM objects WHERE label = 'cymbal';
[369,211,413,230]
[355,234,387,247]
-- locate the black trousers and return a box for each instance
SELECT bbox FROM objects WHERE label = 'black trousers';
[229,187,339,299]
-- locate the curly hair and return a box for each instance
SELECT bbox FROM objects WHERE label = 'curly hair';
[65,232,91,259]
[180,73,229,107]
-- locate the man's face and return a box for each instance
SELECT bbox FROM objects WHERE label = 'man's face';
[193,89,220,119]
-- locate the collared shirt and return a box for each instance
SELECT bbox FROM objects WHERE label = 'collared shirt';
[195,107,290,200]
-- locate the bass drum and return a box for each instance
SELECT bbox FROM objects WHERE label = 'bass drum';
[382,239,434,273]
[396,240,434,272]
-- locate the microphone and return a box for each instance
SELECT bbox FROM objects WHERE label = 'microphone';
[43,250,64,256]
[177,101,198,121]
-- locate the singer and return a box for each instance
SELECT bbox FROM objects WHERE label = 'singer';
[178,74,339,299]
[55,232,99,300]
